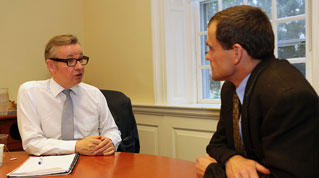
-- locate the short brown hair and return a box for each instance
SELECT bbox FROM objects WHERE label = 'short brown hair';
[44,34,79,60]
[209,5,274,59]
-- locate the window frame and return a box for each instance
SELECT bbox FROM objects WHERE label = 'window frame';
[151,0,319,106]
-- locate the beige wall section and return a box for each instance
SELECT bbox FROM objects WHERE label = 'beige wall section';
[82,0,154,104]
[0,0,84,101]
[0,0,154,104]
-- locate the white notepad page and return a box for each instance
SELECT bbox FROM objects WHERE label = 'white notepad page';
[8,154,77,177]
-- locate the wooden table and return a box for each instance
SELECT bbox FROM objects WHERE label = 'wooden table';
[0,114,22,151]
[1,152,197,178]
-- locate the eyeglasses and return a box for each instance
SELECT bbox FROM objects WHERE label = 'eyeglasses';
[49,56,89,67]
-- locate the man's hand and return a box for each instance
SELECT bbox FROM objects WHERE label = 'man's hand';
[94,136,115,156]
[75,136,103,155]
[196,154,217,178]
[225,155,270,178]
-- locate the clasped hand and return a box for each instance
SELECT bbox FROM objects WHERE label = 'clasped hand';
[75,136,115,156]
[196,154,217,177]
[196,154,270,178]
[225,155,270,178]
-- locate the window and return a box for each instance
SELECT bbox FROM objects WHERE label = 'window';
[198,0,307,102]
[151,0,318,106]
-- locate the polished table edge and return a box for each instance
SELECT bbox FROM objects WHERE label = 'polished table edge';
[0,114,17,120]
[1,151,197,178]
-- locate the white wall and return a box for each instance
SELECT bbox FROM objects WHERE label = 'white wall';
[133,105,219,162]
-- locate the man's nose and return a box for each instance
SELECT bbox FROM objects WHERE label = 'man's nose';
[205,53,211,61]
[74,61,84,69]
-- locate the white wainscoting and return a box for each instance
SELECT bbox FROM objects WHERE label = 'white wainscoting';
[132,104,220,162]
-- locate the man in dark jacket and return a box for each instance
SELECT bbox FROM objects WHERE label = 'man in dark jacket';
[195,5,319,178]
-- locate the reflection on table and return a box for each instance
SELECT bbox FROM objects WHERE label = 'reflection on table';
[0,151,197,178]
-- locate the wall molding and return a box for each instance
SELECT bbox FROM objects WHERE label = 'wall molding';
[132,104,220,120]
[151,0,167,104]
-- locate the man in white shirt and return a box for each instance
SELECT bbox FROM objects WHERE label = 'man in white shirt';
[17,34,121,156]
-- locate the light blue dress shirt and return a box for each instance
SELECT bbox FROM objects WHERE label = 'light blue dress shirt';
[235,74,251,144]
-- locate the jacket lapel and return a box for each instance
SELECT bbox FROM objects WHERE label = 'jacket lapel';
[241,56,275,158]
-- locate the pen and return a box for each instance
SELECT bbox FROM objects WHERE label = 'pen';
[38,156,43,165]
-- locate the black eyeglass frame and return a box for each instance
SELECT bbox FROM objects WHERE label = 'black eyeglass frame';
[49,55,89,67]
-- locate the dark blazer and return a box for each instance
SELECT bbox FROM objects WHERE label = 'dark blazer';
[205,56,319,178]
[100,90,140,153]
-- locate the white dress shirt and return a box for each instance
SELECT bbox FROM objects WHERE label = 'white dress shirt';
[17,78,121,156]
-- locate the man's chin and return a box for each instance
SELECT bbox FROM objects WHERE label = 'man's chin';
[75,80,82,85]
[211,76,218,81]
[72,78,82,86]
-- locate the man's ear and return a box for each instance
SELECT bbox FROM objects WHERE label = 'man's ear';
[232,43,243,65]
[46,59,56,74]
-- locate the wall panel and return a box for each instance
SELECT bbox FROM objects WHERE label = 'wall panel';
[133,104,219,162]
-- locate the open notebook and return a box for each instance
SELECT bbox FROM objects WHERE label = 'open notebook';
[7,153,79,178]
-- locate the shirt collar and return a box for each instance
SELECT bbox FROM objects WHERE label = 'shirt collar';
[49,78,79,97]
[235,74,251,105]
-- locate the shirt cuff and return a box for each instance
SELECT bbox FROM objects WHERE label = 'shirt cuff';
[64,140,77,154]
[108,136,121,151]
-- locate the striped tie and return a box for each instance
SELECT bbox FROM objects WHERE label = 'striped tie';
[233,92,245,154]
